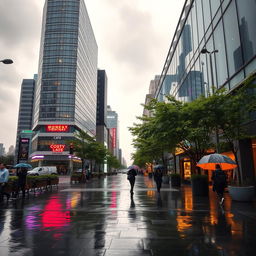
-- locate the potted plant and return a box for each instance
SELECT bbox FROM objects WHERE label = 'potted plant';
[170,173,181,187]
[191,174,209,196]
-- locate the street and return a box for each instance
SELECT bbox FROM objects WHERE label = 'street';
[0,174,256,256]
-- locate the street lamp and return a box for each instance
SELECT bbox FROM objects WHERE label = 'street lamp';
[0,59,13,64]
[201,48,219,153]
[200,48,218,93]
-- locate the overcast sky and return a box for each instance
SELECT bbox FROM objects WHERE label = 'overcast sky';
[0,0,184,164]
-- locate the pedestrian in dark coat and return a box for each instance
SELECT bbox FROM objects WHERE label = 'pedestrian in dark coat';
[154,168,163,193]
[211,164,227,205]
[15,167,28,198]
[127,168,137,195]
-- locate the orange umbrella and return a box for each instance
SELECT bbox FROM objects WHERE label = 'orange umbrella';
[197,153,237,170]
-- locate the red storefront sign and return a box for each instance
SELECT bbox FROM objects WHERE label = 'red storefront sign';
[110,128,116,148]
[50,144,65,152]
[46,125,69,132]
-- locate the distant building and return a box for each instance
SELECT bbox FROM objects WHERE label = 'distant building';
[7,145,15,156]
[15,78,36,162]
[96,70,108,147]
[0,143,5,156]
[106,106,119,158]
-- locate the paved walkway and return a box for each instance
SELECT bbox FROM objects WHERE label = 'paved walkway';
[0,174,256,256]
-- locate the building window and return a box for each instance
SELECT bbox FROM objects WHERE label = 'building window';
[213,21,228,87]
[236,0,256,63]
[223,1,243,76]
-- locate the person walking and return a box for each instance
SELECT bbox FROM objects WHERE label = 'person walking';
[211,164,227,205]
[127,168,137,195]
[15,167,28,198]
[0,163,10,201]
[154,168,163,193]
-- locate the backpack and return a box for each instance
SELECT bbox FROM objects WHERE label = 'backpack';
[214,171,227,187]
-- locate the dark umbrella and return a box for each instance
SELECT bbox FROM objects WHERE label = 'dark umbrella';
[14,163,32,169]
[153,164,164,170]
[128,165,139,170]
[197,153,237,170]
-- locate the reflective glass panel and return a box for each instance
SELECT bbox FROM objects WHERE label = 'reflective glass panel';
[236,0,256,62]
[223,1,243,75]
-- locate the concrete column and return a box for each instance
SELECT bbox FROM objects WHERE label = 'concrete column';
[236,138,255,183]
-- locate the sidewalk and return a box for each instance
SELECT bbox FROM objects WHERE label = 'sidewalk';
[0,174,256,256]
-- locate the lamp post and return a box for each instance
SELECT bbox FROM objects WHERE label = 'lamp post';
[201,48,219,153]
[201,48,218,94]
[0,59,13,64]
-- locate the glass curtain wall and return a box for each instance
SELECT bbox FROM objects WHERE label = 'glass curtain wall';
[158,0,256,102]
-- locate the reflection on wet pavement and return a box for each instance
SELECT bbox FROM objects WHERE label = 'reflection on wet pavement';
[0,174,256,255]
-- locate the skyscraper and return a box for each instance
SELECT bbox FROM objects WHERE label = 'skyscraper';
[31,0,98,169]
[96,70,108,146]
[106,106,119,158]
[15,78,36,162]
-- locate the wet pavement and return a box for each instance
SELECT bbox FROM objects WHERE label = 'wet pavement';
[0,174,256,256]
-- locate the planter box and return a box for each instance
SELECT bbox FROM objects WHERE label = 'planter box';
[162,175,169,184]
[170,176,181,187]
[228,185,255,202]
[191,177,209,196]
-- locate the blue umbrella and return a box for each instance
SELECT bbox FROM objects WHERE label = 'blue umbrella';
[14,163,32,169]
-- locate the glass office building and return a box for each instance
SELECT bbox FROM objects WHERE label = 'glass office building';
[156,0,256,180]
[31,0,98,170]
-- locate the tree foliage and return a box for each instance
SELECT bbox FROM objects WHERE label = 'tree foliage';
[130,76,256,180]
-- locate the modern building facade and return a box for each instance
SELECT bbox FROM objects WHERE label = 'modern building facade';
[96,70,108,147]
[31,0,98,170]
[15,78,36,163]
[106,106,119,158]
[155,0,256,181]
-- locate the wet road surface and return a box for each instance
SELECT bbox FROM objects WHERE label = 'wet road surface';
[0,174,256,256]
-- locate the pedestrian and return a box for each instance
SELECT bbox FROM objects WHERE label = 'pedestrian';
[0,163,10,201]
[15,167,28,198]
[127,168,137,195]
[211,164,227,205]
[154,168,163,193]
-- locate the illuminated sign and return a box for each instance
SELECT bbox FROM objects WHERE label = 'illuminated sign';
[110,128,116,148]
[50,144,65,153]
[18,138,30,160]
[46,125,69,132]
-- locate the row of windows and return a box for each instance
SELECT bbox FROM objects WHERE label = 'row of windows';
[42,85,75,92]
[42,66,76,73]
[43,57,77,65]
[45,37,77,45]
[41,92,74,99]
[44,44,77,51]
[45,32,78,40]
[41,98,75,104]
[44,50,77,58]
[46,17,79,24]
[42,79,75,87]
[46,24,79,31]
[47,12,79,19]
[40,112,74,119]
[40,106,74,112]
[42,72,76,79]
[47,6,79,13]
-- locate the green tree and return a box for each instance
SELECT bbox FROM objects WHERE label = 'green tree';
[69,130,107,173]
[106,152,121,169]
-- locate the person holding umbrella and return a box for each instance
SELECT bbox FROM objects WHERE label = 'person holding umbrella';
[127,166,137,195]
[15,167,28,198]
[13,163,32,199]
[211,164,227,205]
[0,163,10,201]
[153,166,163,193]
